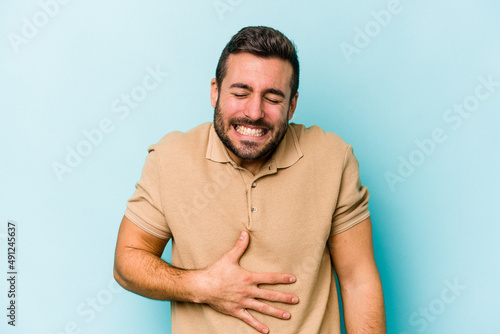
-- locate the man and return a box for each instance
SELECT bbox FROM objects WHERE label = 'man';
[114,26,385,333]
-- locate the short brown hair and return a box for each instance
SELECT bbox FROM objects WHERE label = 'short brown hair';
[215,26,300,102]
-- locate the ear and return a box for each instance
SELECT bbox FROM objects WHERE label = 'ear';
[210,78,218,109]
[287,92,299,120]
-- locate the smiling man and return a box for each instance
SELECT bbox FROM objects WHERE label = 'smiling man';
[213,52,296,174]
[114,26,386,333]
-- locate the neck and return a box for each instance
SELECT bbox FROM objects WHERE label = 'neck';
[227,150,270,175]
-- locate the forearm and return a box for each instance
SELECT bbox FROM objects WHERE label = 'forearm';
[114,224,299,334]
[340,275,386,333]
[114,247,202,302]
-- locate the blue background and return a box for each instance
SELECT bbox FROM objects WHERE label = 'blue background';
[1,0,499,333]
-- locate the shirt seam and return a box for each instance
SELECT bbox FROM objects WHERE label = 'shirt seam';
[330,211,370,236]
[150,146,167,232]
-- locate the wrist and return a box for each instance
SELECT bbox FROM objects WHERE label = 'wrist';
[184,268,210,304]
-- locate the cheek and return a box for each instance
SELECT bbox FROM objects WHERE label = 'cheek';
[268,107,289,124]
[221,98,245,116]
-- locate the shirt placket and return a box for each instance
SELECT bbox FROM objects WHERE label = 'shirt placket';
[246,161,278,230]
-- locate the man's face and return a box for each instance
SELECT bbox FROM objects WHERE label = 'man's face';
[211,53,298,163]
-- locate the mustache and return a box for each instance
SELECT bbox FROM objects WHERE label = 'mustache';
[229,118,274,130]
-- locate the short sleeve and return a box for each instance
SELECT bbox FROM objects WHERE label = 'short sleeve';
[330,145,370,235]
[124,147,172,239]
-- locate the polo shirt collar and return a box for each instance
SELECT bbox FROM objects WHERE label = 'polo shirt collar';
[206,123,303,169]
[206,124,230,163]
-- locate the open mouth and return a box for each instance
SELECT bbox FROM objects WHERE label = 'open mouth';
[233,124,269,137]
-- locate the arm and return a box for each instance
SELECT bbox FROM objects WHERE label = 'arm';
[113,216,299,334]
[329,217,386,333]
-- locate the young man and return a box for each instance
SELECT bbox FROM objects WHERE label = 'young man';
[114,26,386,333]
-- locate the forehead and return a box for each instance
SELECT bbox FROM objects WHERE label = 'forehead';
[223,53,293,94]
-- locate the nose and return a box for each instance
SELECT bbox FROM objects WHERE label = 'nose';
[243,95,264,120]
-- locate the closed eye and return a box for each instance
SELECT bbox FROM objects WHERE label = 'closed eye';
[266,97,281,104]
[233,93,248,98]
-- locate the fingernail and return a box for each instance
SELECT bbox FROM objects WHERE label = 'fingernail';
[262,328,269,333]
[289,276,296,283]
[292,297,298,303]
[240,231,246,239]
[283,312,290,319]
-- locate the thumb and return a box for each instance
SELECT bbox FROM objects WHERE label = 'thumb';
[225,231,249,264]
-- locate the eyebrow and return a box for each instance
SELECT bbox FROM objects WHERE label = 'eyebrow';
[229,83,286,98]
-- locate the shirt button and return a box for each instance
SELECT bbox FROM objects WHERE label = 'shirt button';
[252,182,257,188]
[251,207,258,213]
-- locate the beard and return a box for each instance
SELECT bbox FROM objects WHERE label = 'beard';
[213,100,289,162]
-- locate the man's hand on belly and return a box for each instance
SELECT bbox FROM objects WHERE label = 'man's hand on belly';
[192,231,299,334]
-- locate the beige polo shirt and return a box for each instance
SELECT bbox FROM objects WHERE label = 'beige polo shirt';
[125,122,370,334]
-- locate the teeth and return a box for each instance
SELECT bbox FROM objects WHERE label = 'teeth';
[235,125,265,137]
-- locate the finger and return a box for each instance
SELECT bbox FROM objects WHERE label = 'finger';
[253,272,296,285]
[252,288,299,305]
[238,308,270,334]
[225,231,249,264]
[246,299,292,320]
